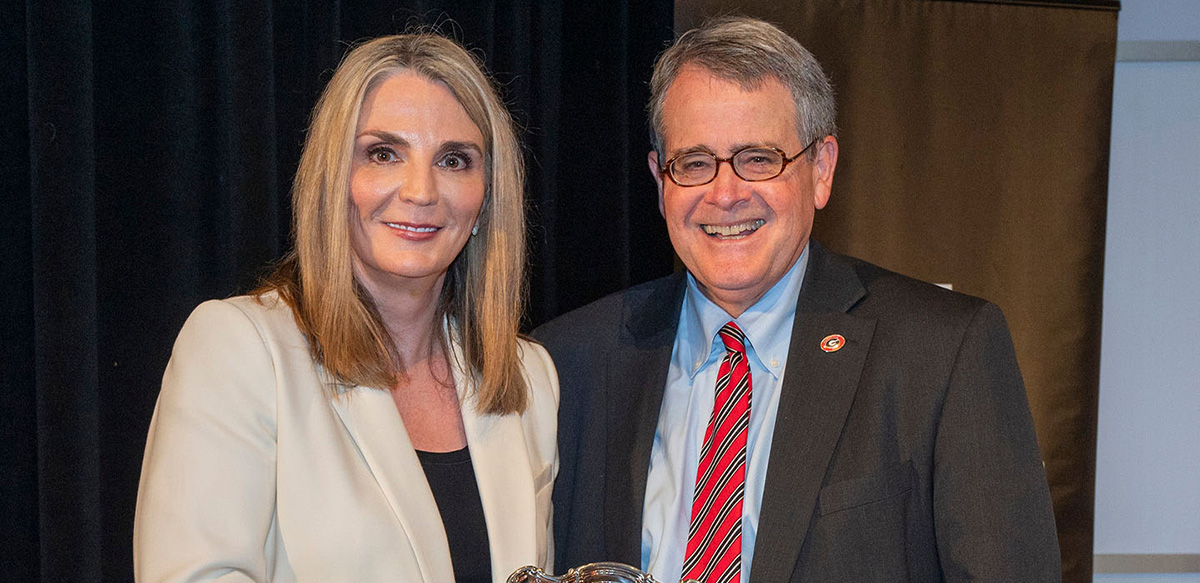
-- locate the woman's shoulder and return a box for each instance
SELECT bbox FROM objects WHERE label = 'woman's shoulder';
[166,292,322,405]
[516,336,555,385]
[182,292,304,345]
[515,336,559,413]
[170,294,317,380]
[512,337,558,481]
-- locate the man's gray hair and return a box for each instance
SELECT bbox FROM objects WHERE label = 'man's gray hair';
[648,15,837,161]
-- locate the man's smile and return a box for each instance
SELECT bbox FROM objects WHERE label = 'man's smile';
[701,219,765,239]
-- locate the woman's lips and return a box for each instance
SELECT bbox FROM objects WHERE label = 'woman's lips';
[384,221,441,240]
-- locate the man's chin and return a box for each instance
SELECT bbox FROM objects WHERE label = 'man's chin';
[690,270,773,316]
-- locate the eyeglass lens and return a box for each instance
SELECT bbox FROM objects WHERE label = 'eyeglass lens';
[669,147,785,186]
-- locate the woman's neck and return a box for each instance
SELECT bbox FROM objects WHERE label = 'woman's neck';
[353,265,447,366]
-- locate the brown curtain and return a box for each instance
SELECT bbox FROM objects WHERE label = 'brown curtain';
[676,1,1118,581]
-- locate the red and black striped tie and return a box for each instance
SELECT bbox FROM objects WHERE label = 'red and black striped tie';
[682,321,751,583]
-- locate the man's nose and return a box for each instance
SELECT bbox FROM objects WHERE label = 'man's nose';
[398,164,438,206]
[705,160,750,209]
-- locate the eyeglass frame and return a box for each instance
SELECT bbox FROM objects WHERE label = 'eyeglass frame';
[658,137,823,187]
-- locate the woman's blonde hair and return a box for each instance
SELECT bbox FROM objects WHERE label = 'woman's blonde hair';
[259,33,528,415]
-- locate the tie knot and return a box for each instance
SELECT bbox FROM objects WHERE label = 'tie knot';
[718,321,746,354]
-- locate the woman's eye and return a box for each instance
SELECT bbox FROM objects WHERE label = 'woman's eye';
[439,151,473,170]
[367,147,398,163]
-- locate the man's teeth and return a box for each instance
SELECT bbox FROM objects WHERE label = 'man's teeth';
[386,223,437,233]
[702,219,765,237]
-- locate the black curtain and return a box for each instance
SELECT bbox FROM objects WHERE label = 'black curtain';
[676,1,1118,582]
[1,2,674,581]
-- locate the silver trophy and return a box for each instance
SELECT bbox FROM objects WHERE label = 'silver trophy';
[508,562,699,583]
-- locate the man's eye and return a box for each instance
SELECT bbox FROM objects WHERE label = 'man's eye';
[738,150,779,167]
[678,157,714,172]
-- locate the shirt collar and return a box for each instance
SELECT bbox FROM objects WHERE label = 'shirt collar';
[678,244,809,381]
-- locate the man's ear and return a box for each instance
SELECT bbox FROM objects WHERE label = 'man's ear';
[812,135,839,210]
[648,150,666,217]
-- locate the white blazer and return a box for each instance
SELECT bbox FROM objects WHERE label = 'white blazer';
[134,294,558,583]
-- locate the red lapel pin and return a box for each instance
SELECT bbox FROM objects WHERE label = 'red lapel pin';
[820,334,846,353]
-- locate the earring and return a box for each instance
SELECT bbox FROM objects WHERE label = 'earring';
[471,224,479,236]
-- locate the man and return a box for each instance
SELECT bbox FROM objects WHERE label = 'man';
[534,16,1061,583]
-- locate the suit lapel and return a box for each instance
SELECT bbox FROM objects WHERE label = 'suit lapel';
[329,385,452,582]
[603,273,686,565]
[750,242,876,583]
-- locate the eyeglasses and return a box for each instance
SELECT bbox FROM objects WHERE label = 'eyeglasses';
[659,138,821,187]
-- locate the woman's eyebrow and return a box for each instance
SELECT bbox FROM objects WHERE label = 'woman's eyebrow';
[440,140,484,154]
[356,129,411,146]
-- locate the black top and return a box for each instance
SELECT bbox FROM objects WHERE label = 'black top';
[416,447,491,583]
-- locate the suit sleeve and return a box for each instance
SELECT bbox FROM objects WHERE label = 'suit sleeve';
[933,302,1061,582]
[134,300,279,582]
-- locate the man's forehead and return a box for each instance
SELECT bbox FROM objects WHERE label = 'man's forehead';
[677,62,775,90]
[665,64,787,100]
[660,67,799,152]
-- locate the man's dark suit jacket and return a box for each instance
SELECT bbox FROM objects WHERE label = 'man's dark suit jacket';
[532,241,1061,583]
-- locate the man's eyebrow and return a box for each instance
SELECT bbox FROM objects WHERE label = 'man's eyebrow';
[668,142,786,158]
[668,144,717,158]
[728,141,784,153]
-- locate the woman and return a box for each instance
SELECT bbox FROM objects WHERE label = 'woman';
[134,33,557,583]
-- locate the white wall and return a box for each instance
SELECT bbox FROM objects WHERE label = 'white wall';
[1094,0,1200,581]
[1113,0,1200,42]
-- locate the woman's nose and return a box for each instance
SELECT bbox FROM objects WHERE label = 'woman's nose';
[398,165,437,206]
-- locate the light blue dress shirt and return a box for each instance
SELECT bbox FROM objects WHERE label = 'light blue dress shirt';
[641,247,809,583]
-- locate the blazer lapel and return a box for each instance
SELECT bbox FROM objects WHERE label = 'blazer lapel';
[329,385,453,582]
[603,273,686,565]
[750,242,876,583]
[454,343,541,582]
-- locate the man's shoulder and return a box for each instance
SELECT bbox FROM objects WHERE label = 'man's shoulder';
[821,247,993,323]
[532,272,683,349]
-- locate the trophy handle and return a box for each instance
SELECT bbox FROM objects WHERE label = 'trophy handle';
[508,562,674,583]
[507,565,563,583]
